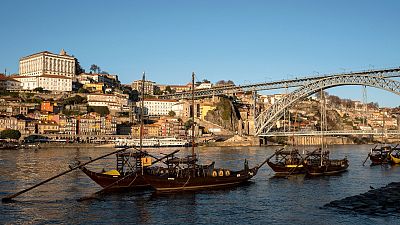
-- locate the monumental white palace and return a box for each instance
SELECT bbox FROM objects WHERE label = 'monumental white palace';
[12,49,75,91]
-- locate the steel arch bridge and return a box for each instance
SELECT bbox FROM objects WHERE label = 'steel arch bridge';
[255,75,400,136]
[160,68,400,100]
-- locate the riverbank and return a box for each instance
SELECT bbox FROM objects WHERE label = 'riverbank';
[36,143,101,148]
[4,135,399,149]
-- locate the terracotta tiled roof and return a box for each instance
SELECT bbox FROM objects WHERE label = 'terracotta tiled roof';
[0,74,20,82]
[20,50,73,60]
[144,99,178,102]
[11,75,71,79]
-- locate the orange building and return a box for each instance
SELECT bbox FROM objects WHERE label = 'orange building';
[41,101,54,112]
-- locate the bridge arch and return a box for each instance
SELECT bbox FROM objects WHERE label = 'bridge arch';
[255,75,400,135]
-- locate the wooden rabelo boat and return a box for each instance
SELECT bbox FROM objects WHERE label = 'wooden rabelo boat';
[80,150,151,190]
[369,145,392,165]
[143,153,264,192]
[303,149,349,176]
[142,73,268,192]
[302,90,349,176]
[267,148,306,176]
[79,72,177,191]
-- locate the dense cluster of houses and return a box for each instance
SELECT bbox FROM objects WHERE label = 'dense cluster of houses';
[1,49,399,141]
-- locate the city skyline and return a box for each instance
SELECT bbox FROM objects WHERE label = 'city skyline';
[1,0,400,106]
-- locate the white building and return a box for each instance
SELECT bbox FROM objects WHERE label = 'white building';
[77,73,120,87]
[171,102,184,117]
[142,99,178,116]
[196,82,212,89]
[12,75,72,91]
[14,49,75,91]
[87,93,129,111]
[0,74,21,90]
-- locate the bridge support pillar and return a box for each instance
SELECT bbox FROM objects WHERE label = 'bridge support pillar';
[259,137,267,146]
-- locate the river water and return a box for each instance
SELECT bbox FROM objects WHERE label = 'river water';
[0,145,399,225]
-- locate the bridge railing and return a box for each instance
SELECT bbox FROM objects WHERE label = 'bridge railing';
[159,67,400,100]
[260,130,400,137]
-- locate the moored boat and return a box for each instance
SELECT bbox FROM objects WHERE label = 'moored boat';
[267,148,306,176]
[0,140,20,150]
[303,89,349,176]
[79,150,150,190]
[304,149,349,176]
[79,72,168,192]
[115,137,190,148]
[143,163,260,192]
[369,145,392,165]
[142,73,267,192]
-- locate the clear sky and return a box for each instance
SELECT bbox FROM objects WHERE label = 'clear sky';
[1,0,400,107]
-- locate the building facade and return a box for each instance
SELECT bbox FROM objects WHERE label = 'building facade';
[0,74,21,90]
[87,93,129,111]
[14,50,75,91]
[19,50,75,78]
[77,73,120,87]
[12,75,72,91]
[132,80,155,95]
[141,99,178,116]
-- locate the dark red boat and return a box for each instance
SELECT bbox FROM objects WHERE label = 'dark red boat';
[304,150,348,176]
[142,153,264,192]
[142,73,267,192]
[79,151,151,190]
[369,145,392,165]
[79,72,158,191]
[267,148,306,176]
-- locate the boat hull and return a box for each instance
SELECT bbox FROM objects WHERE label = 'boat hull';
[143,168,258,192]
[267,161,305,175]
[80,167,149,189]
[305,160,349,176]
[370,155,390,165]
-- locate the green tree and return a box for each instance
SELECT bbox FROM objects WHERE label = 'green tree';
[165,86,175,94]
[215,80,235,86]
[87,106,110,116]
[168,111,176,117]
[184,119,194,130]
[90,64,100,74]
[33,87,44,93]
[129,90,139,102]
[75,58,85,74]
[62,95,87,106]
[78,87,89,93]
[153,86,162,95]
[0,129,21,140]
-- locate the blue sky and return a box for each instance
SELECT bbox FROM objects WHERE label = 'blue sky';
[1,0,400,107]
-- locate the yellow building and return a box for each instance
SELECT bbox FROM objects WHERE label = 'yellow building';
[37,120,59,134]
[131,124,161,138]
[200,104,216,120]
[84,83,104,93]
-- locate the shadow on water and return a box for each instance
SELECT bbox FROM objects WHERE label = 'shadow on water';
[149,180,256,199]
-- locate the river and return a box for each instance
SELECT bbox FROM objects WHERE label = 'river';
[0,145,399,224]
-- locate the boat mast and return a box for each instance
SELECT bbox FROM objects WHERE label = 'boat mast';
[191,72,195,158]
[140,72,145,152]
[320,88,325,166]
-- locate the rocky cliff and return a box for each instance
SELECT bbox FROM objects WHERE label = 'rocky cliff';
[204,97,240,132]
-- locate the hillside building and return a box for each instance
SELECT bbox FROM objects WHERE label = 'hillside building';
[13,50,75,91]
